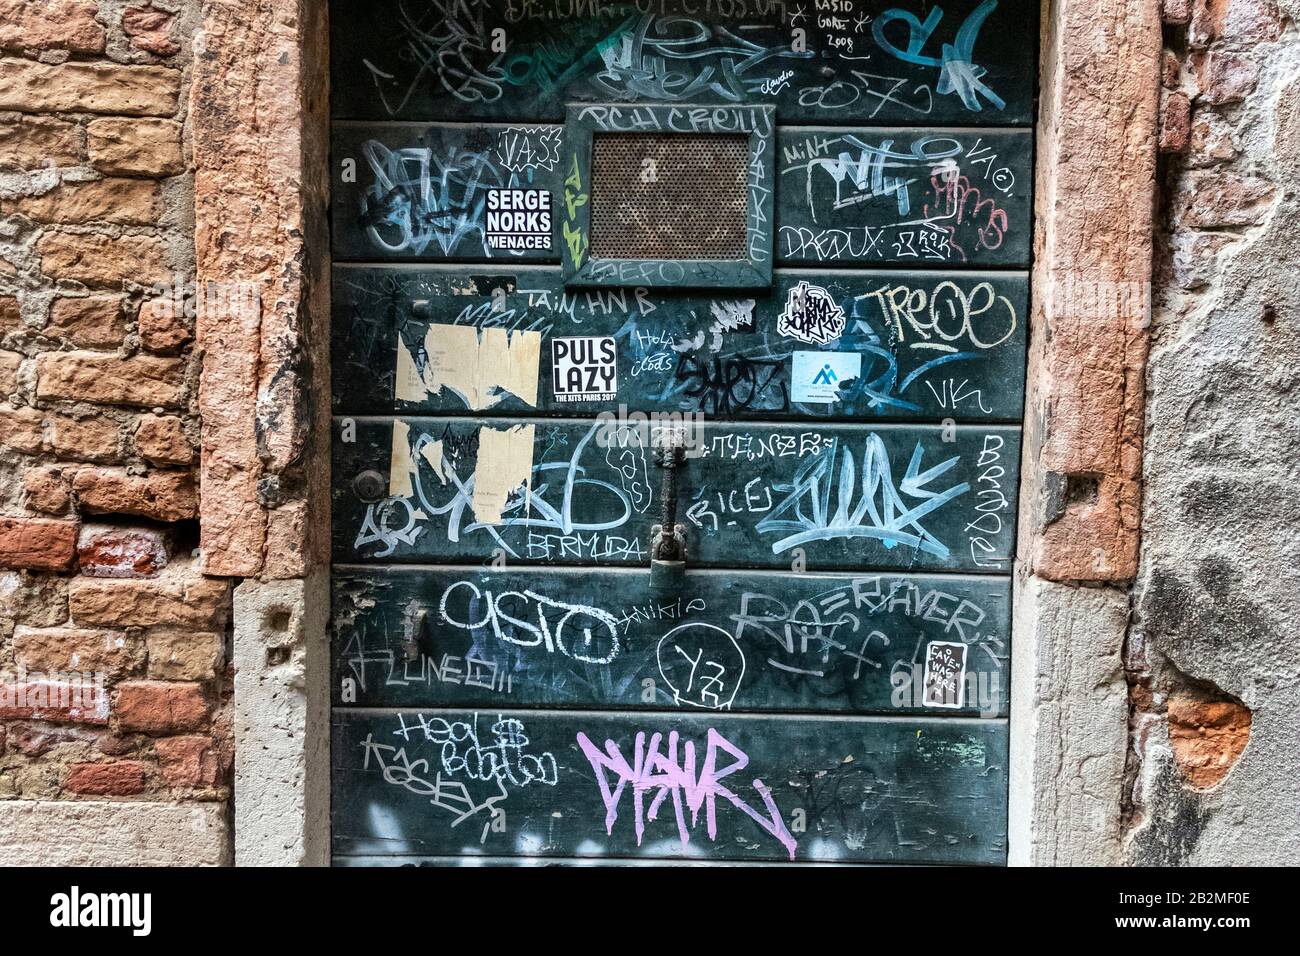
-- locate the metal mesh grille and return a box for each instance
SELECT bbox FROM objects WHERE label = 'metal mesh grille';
[589,133,749,261]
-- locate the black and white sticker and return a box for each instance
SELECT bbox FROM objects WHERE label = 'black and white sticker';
[922,640,969,709]
[552,336,617,403]
[777,281,845,345]
[485,188,552,251]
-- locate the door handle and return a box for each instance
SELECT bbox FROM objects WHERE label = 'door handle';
[650,435,687,591]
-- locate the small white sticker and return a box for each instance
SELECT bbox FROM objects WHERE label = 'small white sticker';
[777,281,845,344]
[486,188,552,251]
[922,640,968,709]
[552,336,617,402]
[791,351,861,403]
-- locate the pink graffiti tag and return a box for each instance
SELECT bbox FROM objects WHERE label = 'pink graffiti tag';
[575,728,798,860]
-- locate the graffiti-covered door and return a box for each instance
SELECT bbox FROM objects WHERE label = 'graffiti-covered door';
[329,0,1036,865]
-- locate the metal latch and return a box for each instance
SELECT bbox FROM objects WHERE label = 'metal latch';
[649,437,687,592]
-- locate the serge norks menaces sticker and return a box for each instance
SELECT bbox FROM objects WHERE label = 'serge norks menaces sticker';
[552,336,617,402]
[486,188,552,251]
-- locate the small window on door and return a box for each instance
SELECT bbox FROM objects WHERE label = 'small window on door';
[561,105,775,289]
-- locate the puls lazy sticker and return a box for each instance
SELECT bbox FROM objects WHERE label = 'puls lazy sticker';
[552,335,617,402]
[791,350,861,403]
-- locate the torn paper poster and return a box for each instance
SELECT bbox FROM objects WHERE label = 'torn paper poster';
[469,423,535,526]
[388,419,416,498]
[393,324,541,410]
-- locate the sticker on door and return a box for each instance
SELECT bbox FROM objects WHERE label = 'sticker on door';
[552,336,617,402]
[791,351,860,403]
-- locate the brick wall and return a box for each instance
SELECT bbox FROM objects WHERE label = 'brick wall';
[0,1,231,835]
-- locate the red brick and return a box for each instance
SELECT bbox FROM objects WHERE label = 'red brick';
[6,721,102,757]
[35,231,169,288]
[1,295,20,333]
[0,178,161,226]
[47,296,127,349]
[86,118,184,178]
[77,524,169,578]
[0,405,43,453]
[1191,0,1283,46]
[69,564,229,629]
[114,680,208,733]
[0,517,78,571]
[0,348,20,393]
[65,760,148,795]
[36,350,183,408]
[72,467,197,522]
[22,465,72,515]
[139,297,191,353]
[145,629,222,681]
[123,4,180,57]
[0,1,106,53]
[1162,0,1192,25]
[1159,91,1191,154]
[0,570,69,627]
[1200,51,1259,105]
[154,735,220,787]
[0,116,80,171]
[0,680,108,724]
[133,414,192,465]
[13,624,143,678]
[47,413,122,464]
[1176,171,1276,227]
[0,59,179,116]
[1168,695,1252,789]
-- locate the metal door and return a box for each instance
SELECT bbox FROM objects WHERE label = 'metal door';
[328,0,1036,865]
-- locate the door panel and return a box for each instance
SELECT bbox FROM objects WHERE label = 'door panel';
[333,566,1010,715]
[329,0,1039,126]
[328,0,1036,867]
[332,124,1032,267]
[332,265,1029,421]
[331,708,1009,864]
[332,417,1020,572]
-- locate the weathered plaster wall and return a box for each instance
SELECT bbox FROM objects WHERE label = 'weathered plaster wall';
[1127,0,1300,865]
[1010,0,1160,865]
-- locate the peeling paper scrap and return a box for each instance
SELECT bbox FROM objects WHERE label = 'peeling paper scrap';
[470,424,535,526]
[419,439,447,485]
[388,420,415,498]
[483,326,541,408]
[394,337,426,402]
[421,323,541,410]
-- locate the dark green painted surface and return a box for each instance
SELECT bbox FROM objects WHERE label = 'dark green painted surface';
[327,0,1033,868]
[775,127,1032,267]
[332,123,1032,268]
[333,566,1010,715]
[333,417,1020,571]
[332,123,564,262]
[332,265,1028,421]
[331,708,1009,863]
[330,0,1038,126]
